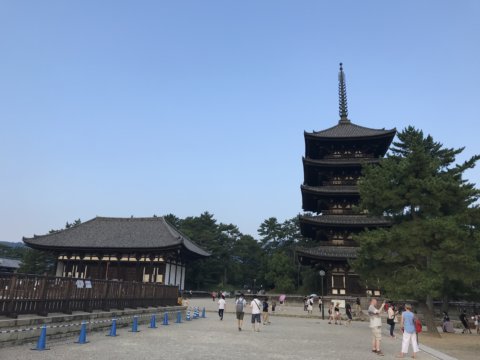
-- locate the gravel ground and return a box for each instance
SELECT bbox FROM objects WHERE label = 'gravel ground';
[1,301,440,360]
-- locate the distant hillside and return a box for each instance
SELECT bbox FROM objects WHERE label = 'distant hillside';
[0,241,27,260]
[0,241,26,248]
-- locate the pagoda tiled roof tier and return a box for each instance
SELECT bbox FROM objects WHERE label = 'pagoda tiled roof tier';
[301,184,359,196]
[297,245,358,260]
[305,121,396,140]
[299,214,390,228]
[23,217,210,258]
[303,157,381,167]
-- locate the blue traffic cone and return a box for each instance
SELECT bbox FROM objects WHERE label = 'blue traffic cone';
[149,314,157,328]
[130,315,140,332]
[162,312,169,325]
[186,310,191,321]
[176,311,182,323]
[76,321,89,344]
[202,307,206,318]
[32,325,49,351]
[107,318,118,337]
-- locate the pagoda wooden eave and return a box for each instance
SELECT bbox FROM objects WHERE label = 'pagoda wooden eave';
[303,157,381,168]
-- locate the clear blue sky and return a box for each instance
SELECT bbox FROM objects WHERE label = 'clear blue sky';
[1,1,479,242]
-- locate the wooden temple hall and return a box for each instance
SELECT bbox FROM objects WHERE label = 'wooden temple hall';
[297,64,396,296]
[23,217,210,290]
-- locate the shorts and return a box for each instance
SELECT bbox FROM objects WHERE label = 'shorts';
[371,326,382,340]
[251,313,261,323]
[236,312,244,320]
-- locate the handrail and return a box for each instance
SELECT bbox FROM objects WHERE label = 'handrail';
[0,272,178,318]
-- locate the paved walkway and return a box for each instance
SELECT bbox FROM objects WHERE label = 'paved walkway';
[1,298,448,360]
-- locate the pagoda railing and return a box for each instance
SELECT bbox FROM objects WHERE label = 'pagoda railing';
[321,209,356,215]
[322,180,358,186]
[323,153,373,160]
[0,272,179,318]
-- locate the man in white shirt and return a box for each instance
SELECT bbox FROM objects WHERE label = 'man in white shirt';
[218,295,226,320]
[368,298,386,356]
[250,294,262,332]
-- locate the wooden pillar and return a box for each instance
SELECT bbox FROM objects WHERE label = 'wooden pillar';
[179,260,185,291]
[36,273,49,317]
[173,257,178,287]
[97,254,103,280]
[135,254,142,282]
[6,275,19,318]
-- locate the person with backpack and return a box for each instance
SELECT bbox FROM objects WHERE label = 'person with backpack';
[250,294,262,332]
[262,297,270,325]
[396,304,419,359]
[235,293,247,331]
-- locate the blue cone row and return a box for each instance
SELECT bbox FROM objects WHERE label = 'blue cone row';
[162,312,169,325]
[130,316,140,332]
[76,321,89,344]
[107,318,118,337]
[32,325,49,351]
[149,314,157,328]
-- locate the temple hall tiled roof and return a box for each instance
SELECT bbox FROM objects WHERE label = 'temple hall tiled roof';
[297,246,358,260]
[23,217,210,258]
[0,257,21,269]
[306,121,396,139]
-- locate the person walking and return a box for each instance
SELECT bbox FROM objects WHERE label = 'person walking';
[474,312,479,334]
[334,302,342,325]
[271,300,276,315]
[345,302,352,325]
[250,294,262,332]
[368,298,386,356]
[318,297,323,313]
[396,304,419,359]
[460,309,472,334]
[328,302,334,324]
[217,294,226,320]
[307,296,314,315]
[235,293,247,331]
[387,304,397,338]
[262,297,270,325]
[355,297,362,317]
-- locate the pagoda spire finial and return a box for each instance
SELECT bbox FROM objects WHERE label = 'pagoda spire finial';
[338,62,350,124]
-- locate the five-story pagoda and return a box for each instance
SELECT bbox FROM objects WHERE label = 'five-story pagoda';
[297,64,396,296]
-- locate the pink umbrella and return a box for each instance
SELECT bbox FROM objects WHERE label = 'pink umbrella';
[279,294,286,302]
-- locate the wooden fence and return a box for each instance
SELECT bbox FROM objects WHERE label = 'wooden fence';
[0,272,178,318]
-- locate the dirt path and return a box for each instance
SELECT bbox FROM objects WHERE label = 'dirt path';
[417,332,479,360]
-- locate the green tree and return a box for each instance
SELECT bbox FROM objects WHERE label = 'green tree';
[18,248,56,275]
[19,219,82,275]
[230,234,264,289]
[264,252,296,293]
[353,126,480,336]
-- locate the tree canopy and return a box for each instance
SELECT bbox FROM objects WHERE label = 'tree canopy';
[353,127,480,306]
